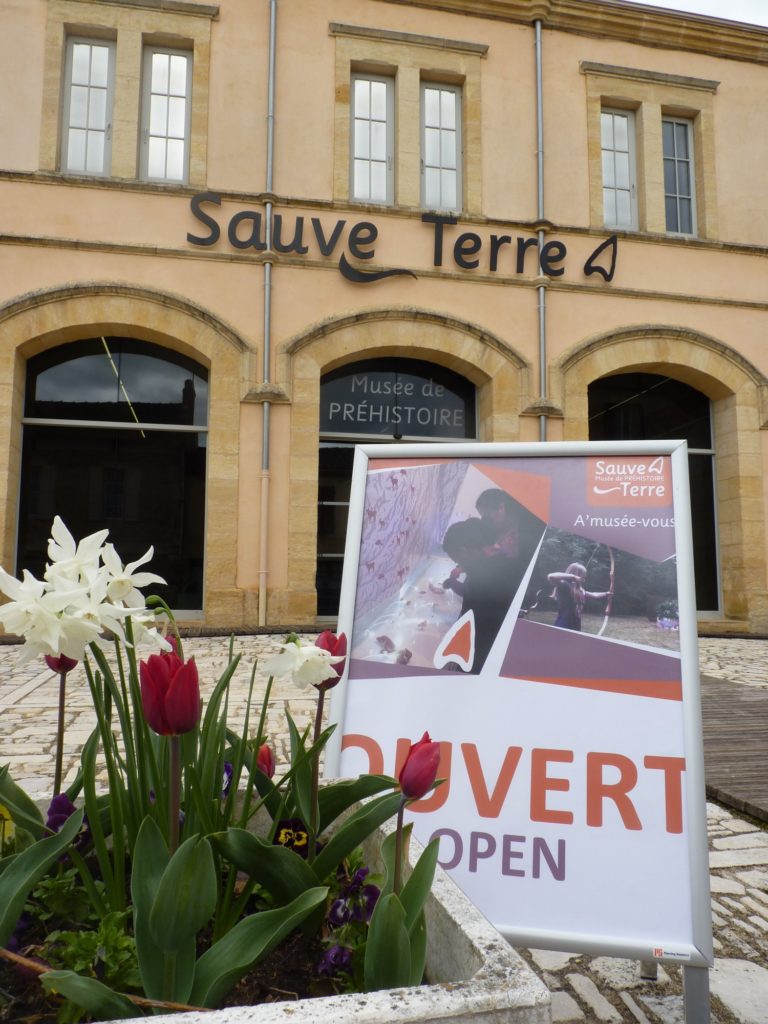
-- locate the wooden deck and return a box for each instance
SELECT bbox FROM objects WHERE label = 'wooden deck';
[701,675,768,823]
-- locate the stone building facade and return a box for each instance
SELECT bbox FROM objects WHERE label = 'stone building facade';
[1,0,768,632]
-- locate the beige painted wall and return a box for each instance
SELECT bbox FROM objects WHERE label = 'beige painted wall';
[1,0,768,632]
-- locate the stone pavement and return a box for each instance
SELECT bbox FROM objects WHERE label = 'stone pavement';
[1,633,768,1023]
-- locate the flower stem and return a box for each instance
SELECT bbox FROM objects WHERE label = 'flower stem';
[53,669,68,797]
[307,686,325,863]
[169,735,181,854]
[393,798,406,895]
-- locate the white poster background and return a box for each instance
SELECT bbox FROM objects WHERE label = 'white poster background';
[327,442,712,966]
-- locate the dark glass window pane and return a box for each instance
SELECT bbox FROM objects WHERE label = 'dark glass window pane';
[678,162,691,198]
[317,358,476,616]
[663,157,677,194]
[679,198,693,234]
[320,358,475,439]
[316,556,344,618]
[589,373,711,448]
[665,195,679,232]
[675,121,689,158]
[318,444,355,504]
[18,425,206,608]
[662,120,675,156]
[688,453,719,610]
[26,338,208,426]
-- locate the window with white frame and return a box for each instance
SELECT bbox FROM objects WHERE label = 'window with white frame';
[663,117,696,234]
[351,75,394,204]
[140,47,192,184]
[421,83,461,212]
[601,108,637,229]
[61,38,115,176]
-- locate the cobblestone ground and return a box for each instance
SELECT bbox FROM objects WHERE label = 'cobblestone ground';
[2,634,768,1023]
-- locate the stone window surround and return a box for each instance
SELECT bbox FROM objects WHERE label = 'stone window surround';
[331,23,487,216]
[41,0,217,187]
[555,326,767,628]
[0,285,246,624]
[582,61,719,240]
[274,312,526,623]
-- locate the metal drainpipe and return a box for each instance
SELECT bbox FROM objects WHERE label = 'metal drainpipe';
[258,0,277,627]
[535,19,547,442]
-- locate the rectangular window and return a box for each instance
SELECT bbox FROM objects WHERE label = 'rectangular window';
[663,117,696,234]
[140,47,192,183]
[61,38,115,175]
[601,109,637,229]
[421,83,461,212]
[351,75,394,204]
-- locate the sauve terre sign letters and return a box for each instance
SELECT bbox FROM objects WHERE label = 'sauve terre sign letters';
[187,193,618,282]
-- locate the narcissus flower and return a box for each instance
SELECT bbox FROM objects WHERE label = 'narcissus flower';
[398,732,441,800]
[140,647,201,736]
[256,743,275,778]
[0,516,169,665]
[314,630,347,689]
[262,635,345,690]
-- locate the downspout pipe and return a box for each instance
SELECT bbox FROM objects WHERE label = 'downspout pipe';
[535,18,547,442]
[258,0,277,626]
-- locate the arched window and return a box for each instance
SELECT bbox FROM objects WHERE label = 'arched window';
[317,358,477,615]
[588,372,718,611]
[19,337,208,609]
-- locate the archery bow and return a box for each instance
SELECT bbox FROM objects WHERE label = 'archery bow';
[596,546,615,637]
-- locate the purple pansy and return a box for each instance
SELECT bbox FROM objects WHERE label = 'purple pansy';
[317,943,353,977]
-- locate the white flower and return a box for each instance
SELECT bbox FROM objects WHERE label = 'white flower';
[46,516,109,585]
[0,568,89,663]
[0,516,169,665]
[262,639,344,689]
[125,611,173,653]
[101,543,166,606]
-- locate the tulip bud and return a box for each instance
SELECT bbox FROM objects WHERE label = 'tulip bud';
[44,654,78,674]
[398,732,441,800]
[256,743,275,778]
[315,630,347,690]
[140,649,201,736]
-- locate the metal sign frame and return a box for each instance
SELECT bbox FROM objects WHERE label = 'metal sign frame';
[326,441,712,999]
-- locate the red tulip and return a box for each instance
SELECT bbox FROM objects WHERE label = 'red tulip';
[257,743,275,778]
[315,630,347,690]
[140,648,201,736]
[398,732,441,800]
[45,654,78,674]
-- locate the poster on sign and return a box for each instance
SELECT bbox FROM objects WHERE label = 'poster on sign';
[326,441,712,966]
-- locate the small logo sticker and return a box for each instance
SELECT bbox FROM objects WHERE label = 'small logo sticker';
[652,946,691,961]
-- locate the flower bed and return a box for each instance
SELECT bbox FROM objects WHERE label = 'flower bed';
[0,518,549,1023]
[114,818,551,1024]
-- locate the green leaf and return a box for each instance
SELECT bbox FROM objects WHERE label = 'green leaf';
[40,970,137,1019]
[0,808,83,948]
[211,828,320,904]
[364,893,411,992]
[399,836,440,934]
[131,816,169,1001]
[317,774,397,833]
[286,713,312,827]
[0,765,45,840]
[312,791,402,882]
[407,908,428,986]
[190,887,329,1008]
[149,835,217,954]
